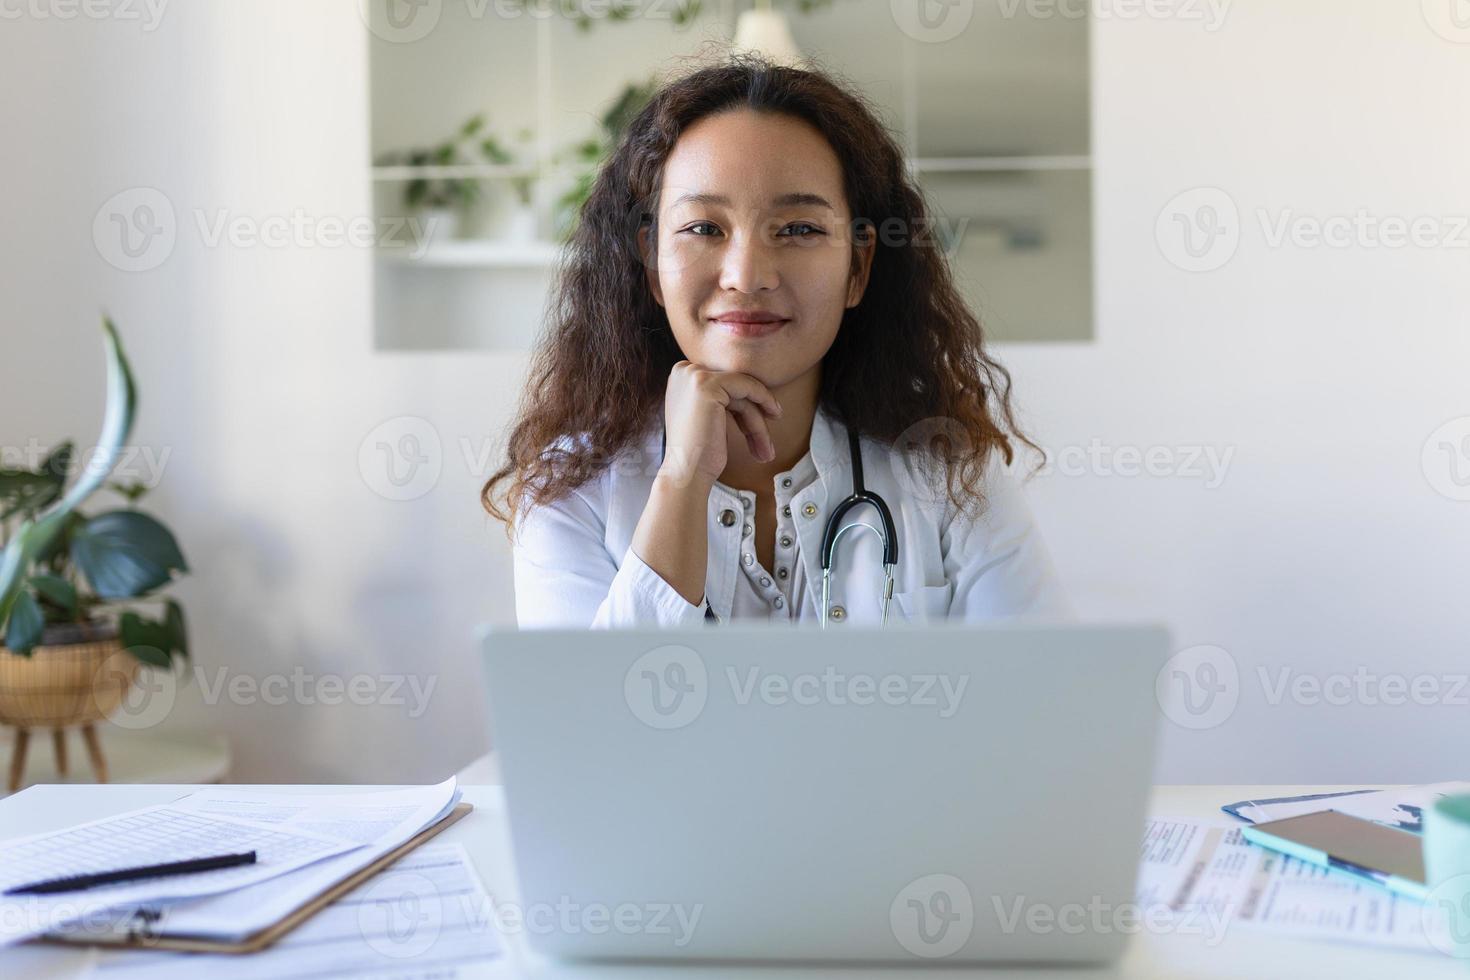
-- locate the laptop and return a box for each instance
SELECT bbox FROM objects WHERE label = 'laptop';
[480,621,1168,964]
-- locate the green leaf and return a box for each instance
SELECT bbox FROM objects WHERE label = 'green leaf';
[164,598,189,659]
[4,590,43,654]
[107,479,151,504]
[118,611,173,667]
[72,510,188,599]
[27,574,76,616]
[0,318,137,631]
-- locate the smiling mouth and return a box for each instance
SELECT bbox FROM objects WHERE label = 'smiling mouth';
[709,316,790,338]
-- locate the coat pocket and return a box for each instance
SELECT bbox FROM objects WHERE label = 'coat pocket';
[892,581,953,622]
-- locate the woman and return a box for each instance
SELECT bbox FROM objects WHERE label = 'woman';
[482,55,1071,628]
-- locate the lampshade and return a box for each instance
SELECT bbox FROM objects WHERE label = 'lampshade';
[732,8,803,67]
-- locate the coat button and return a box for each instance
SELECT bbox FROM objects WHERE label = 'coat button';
[718,508,736,527]
[759,576,771,588]
[782,504,791,518]
[780,535,792,548]
[777,567,788,579]
[743,523,752,536]
[802,503,818,518]
[742,553,754,566]
[829,604,847,622]
[742,497,753,509]
[780,477,793,489]
[774,596,785,609]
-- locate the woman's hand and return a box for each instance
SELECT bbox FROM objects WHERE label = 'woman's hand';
[659,360,783,488]
[627,361,783,606]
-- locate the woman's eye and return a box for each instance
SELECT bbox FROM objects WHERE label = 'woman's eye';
[780,223,824,238]
[683,222,720,237]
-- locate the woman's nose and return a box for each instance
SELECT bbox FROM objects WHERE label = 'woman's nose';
[718,229,780,293]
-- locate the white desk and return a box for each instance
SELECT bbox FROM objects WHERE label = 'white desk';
[0,782,1456,979]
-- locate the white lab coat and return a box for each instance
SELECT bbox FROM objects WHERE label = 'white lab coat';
[511,405,1073,628]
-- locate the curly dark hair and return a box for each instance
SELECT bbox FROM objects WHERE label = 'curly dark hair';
[482,52,1038,532]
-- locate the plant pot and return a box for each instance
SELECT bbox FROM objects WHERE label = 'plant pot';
[0,619,140,791]
[499,201,538,243]
[419,206,461,243]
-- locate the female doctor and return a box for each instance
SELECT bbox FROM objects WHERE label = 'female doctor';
[482,56,1071,628]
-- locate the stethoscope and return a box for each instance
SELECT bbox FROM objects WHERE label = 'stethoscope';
[660,419,899,626]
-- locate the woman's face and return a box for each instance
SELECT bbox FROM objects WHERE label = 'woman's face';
[642,109,874,388]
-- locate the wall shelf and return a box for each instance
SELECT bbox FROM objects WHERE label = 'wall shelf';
[377,239,562,268]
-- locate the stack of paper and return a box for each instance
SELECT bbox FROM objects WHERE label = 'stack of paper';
[0,777,469,951]
[1137,814,1451,954]
[89,842,502,980]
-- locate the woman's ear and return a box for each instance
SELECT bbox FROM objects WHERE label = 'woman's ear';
[637,223,665,307]
[845,220,876,308]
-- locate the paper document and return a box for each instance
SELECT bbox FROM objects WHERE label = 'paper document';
[1224,782,1470,831]
[83,777,462,942]
[1138,816,1449,953]
[0,806,362,947]
[88,841,503,979]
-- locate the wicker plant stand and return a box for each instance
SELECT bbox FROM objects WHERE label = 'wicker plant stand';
[0,620,139,793]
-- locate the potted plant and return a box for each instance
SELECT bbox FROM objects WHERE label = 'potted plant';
[375,113,497,243]
[480,125,539,242]
[552,77,658,241]
[0,317,189,792]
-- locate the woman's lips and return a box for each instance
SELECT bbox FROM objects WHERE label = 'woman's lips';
[709,316,790,338]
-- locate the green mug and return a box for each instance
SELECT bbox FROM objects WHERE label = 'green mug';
[1423,794,1470,958]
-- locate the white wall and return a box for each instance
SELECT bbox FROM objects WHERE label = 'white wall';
[1,1,1466,783]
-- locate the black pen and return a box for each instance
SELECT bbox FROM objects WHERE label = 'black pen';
[4,851,258,896]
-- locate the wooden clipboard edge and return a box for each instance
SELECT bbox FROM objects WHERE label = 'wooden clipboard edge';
[39,801,475,955]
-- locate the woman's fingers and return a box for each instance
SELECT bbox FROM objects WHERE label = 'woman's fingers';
[726,399,775,463]
[717,373,783,420]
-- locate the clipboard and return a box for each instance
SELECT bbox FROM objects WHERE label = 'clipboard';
[38,801,474,955]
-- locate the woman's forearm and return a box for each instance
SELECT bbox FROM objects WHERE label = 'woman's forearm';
[630,469,714,606]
